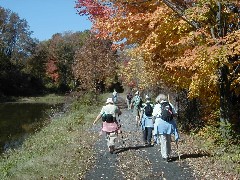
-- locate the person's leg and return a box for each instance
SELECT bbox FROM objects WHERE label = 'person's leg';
[134,108,140,127]
[127,100,130,110]
[143,128,147,144]
[146,127,153,144]
[137,109,141,126]
[160,134,168,159]
[106,132,117,153]
[166,134,172,157]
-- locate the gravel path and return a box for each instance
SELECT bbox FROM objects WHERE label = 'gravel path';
[83,97,198,180]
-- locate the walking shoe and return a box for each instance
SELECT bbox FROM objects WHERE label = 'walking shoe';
[145,142,151,146]
[162,157,170,162]
[109,146,115,154]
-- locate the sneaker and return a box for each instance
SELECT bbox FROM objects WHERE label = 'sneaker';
[109,146,115,154]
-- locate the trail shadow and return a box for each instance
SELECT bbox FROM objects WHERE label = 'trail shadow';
[114,144,154,154]
[168,152,211,162]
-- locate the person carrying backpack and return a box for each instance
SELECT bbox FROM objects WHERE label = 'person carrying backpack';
[152,94,179,162]
[130,91,143,126]
[93,98,121,154]
[126,92,133,110]
[112,89,118,103]
[140,95,154,146]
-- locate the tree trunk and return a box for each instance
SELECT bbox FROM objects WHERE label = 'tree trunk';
[218,64,231,138]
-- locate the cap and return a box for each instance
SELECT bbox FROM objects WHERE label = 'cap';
[106,98,114,104]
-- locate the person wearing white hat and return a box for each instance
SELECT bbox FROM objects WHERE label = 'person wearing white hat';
[112,89,118,103]
[93,97,121,154]
[152,94,179,162]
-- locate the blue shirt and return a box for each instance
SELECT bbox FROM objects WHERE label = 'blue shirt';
[141,114,154,130]
[152,101,179,142]
[153,118,179,142]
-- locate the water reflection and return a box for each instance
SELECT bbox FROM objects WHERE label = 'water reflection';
[0,103,63,153]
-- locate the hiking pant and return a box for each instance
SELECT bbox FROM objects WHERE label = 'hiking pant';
[127,99,131,110]
[143,127,153,144]
[159,134,171,158]
[106,132,117,147]
[113,96,117,103]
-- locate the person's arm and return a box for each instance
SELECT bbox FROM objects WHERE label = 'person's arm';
[93,114,102,125]
[169,102,177,118]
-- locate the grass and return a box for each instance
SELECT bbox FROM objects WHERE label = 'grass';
[0,94,65,104]
[16,94,66,104]
[0,92,110,179]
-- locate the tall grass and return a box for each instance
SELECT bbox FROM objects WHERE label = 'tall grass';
[0,92,110,179]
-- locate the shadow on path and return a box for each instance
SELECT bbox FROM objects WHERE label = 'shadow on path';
[84,95,200,180]
[168,152,210,162]
[114,144,154,154]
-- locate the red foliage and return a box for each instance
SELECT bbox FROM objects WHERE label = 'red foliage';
[46,58,59,82]
[75,0,109,18]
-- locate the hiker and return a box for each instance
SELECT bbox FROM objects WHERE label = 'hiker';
[130,91,143,126]
[152,94,179,162]
[112,89,118,103]
[140,95,154,146]
[126,92,133,110]
[93,97,121,154]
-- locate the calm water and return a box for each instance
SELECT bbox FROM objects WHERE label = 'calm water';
[0,103,63,153]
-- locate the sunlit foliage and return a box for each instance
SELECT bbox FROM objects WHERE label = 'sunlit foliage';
[76,0,240,128]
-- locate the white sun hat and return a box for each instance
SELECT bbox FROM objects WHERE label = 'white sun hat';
[106,98,114,104]
[155,94,167,103]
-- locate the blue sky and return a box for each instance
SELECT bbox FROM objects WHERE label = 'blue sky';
[0,0,92,41]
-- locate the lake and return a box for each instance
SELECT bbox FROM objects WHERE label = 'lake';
[0,102,63,153]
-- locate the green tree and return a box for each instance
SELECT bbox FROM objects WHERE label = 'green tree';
[0,7,38,95]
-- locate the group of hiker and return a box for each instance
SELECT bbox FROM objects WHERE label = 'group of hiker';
[93,90,179,162]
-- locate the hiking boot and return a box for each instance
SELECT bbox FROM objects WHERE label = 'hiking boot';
[148,142,152,146]
[109,146,115,154]
[162,157,170,162]
[145,142,151,146]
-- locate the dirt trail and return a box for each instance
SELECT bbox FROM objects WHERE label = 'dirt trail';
[84,96,197,180]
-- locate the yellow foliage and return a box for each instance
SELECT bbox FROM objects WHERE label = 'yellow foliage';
[77,0,240,117]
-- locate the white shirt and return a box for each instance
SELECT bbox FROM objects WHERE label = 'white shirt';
[152,100,177,117]
[100,104,118,117]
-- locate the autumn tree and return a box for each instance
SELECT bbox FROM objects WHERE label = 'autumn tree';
[73,34,118,92]
[44,31,90,91]
[76,0,240,134]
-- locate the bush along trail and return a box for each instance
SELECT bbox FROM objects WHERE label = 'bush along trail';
[84,96,197,180]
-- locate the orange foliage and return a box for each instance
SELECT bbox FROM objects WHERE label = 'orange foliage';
[76,0,240,108]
